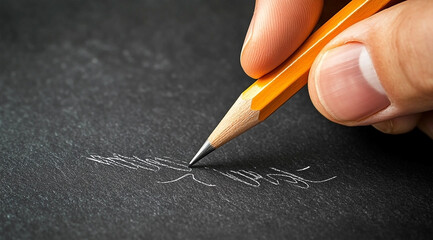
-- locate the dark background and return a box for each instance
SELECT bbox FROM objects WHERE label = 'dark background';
[1,0,432,239]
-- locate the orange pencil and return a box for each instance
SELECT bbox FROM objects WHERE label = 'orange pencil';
[189,0,394,167]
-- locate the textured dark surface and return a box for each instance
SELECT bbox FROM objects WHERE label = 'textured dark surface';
[1,0,433,239]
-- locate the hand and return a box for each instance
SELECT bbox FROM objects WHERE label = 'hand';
[240,0,433,139]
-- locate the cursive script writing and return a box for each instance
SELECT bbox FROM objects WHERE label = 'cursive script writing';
[87,153,336,188]
[212,167,336,188]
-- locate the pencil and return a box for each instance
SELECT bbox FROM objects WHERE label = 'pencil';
[189,0,394,167]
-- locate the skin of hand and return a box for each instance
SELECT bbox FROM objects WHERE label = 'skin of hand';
[240,0,433,139]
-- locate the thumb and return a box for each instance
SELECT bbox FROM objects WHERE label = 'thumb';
[308,0,433,127]
[241,0,323,79]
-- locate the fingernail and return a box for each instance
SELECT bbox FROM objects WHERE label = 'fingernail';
[315,43,390,121]
[241,16,255,56]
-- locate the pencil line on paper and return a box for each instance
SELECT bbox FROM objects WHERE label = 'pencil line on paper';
[158,173,216,187]
[86,153,337,189]
[296,166,310,171]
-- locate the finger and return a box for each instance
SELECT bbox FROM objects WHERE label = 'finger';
[308,0,433,126]
[372,114,421,135]
[417,111,433,139]
[241,0,323,79]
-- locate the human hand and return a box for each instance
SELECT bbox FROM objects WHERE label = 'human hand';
[240,0,433,139]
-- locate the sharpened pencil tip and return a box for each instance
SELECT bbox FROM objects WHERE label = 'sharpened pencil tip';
[189,140,215,167]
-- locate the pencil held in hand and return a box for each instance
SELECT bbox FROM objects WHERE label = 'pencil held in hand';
[190,0,393,167]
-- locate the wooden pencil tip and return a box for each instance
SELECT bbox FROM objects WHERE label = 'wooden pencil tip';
[189,140,215,167]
